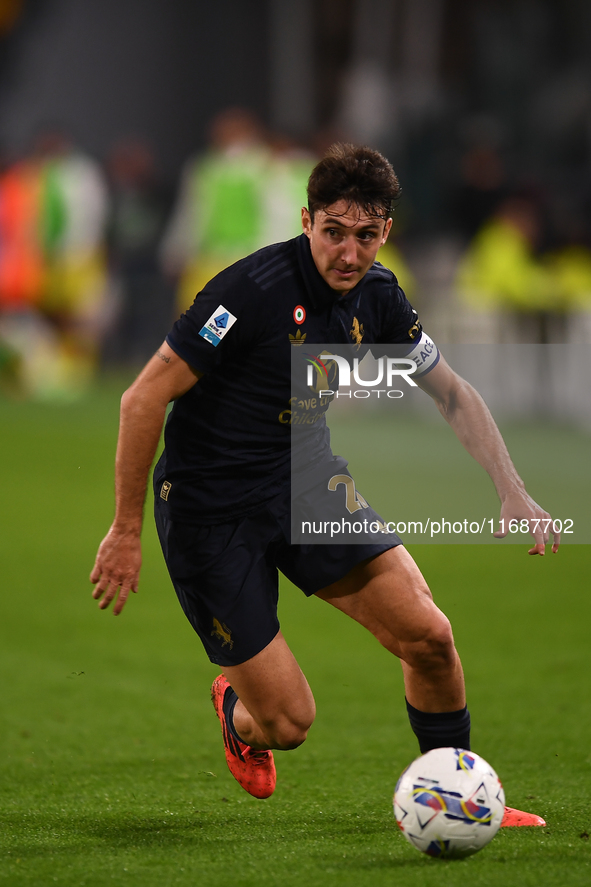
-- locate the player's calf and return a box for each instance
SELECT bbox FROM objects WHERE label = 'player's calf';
[250,708,313,750]
[222,630,317,751]
[398,611,470,752]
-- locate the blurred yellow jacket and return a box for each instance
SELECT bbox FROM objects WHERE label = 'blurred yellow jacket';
[457,217,552,311]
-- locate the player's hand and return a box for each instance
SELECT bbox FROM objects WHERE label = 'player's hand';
[494,490,560,555]
[90,526,142,615]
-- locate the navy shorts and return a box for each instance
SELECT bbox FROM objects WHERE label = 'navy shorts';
[154,489,401,667]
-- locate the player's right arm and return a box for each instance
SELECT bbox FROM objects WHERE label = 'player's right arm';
[90,342,200,615]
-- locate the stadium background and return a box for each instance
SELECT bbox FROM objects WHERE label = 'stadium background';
[1,2,590,886]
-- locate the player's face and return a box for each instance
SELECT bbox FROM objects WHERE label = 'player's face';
[302,201,392,295]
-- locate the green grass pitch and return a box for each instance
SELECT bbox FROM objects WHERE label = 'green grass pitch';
[0,381,590,886]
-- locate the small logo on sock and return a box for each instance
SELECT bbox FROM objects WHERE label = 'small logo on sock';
[211,617,233,649]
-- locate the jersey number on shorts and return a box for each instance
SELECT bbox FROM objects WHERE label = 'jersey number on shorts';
[327,475,370,514]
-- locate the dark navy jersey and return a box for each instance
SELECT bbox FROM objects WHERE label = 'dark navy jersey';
[155,233,428,524]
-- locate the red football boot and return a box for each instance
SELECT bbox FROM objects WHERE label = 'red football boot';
[501,806,547,827]
[211,674,276,799]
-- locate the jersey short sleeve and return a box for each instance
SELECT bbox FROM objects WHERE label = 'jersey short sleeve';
[166,263,262,373]
[376,281,422,345]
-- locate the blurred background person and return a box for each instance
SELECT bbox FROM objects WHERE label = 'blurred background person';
[35,128,109,398]
[0,145,44,314]
[259,132,315,246]
[456,193,551,342]
[542,240,591,338]
[456,191,591,343]
[103,137,173,368]
[160,108,269,312]
[454,115,509,243]
[0,142,61,398]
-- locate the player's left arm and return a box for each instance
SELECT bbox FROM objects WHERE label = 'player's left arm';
[415,355,559,554]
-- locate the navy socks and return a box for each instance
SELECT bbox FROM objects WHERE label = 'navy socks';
[406,699,471,753]
[222,684,245,744]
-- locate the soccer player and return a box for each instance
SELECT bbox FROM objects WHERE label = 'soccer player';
[91,144,555,824]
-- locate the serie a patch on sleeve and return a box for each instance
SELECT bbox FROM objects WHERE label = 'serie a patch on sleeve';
[198,305,238,347]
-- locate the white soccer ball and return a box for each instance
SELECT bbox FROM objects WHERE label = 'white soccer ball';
[393,747,505,859]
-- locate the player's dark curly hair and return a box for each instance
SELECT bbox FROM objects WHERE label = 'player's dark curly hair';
[307,143,400,221]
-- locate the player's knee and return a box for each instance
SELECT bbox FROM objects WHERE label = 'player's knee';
[403,613,457,671]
